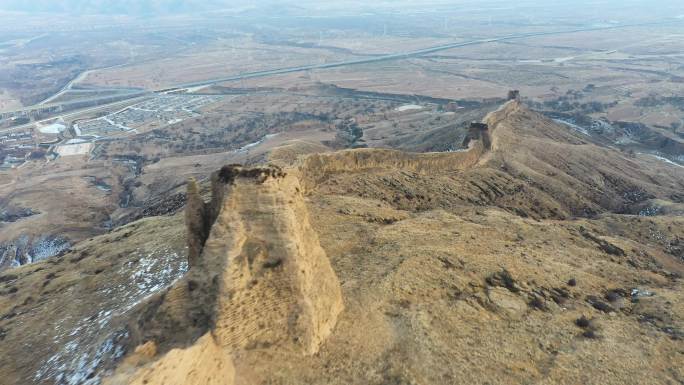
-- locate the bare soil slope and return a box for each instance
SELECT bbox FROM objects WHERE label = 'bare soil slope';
[1,101,682,385]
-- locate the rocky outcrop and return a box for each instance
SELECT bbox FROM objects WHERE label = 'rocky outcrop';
[112,164,343,383]
[463,122,491,149]
[507,89,521,101]
[201,165,343,354]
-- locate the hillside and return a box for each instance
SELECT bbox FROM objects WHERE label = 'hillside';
[0,101,682,385]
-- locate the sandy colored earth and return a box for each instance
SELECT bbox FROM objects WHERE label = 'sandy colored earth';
[0,101,682,385]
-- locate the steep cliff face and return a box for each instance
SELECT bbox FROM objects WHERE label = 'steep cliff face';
[204,165,343,354]
[110,165,343,383]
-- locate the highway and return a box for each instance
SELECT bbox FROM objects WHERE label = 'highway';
[36,63,134,105]
[36,69,94,106]
[8,90,149,114]
[170,20,684,91]
[2,18,682,133]
[0,95,152,134]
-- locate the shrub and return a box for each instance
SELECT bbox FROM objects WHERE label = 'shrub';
[582,329,599,339]
[575,315,591,328]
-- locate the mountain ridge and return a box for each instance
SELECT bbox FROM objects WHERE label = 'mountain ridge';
[0,100,682,385]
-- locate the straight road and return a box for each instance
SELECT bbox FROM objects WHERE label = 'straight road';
[4,18,682,129]
[171,19,684,90]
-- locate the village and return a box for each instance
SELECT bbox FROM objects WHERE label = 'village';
[0,94,223,167]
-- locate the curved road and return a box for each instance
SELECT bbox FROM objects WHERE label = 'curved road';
[36,69,94,106]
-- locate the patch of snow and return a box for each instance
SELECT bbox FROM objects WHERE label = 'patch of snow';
[643,153,683,168]
[591,119,615,134]
[31,237,70,261]
[395,104,424,112]
[102,117,132,132]
[614,136,635,145]
[236,133,280,153]
[638,205,661,217]
[554,56,575,63]
[38,123,66,134]
[631,288,655,299]
[1,235,70,267]
[95,185,111,193]
[441,146,469,153]
[33,247,188,385]
[66,138,90,144]
[553,118,590,136]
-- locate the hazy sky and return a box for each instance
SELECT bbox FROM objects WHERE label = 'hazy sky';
[0,0,682,16]
[0,0,260,14]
